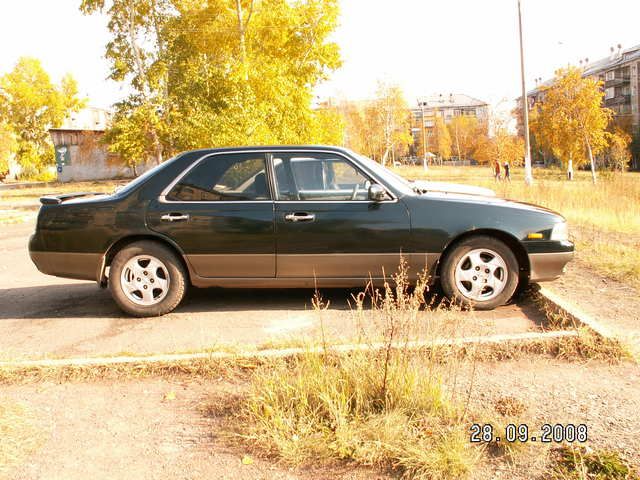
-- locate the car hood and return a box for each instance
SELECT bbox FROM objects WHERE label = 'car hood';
[420,190,564,218]
[412,180,496,197]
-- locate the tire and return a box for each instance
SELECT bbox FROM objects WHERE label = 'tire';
[108,240,187,317]
[440,235,519,310]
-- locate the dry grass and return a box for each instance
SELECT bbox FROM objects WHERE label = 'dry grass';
[0,399,41,477]
[393,165,640,289]
[549,445,639,480]
[228,265,596,479]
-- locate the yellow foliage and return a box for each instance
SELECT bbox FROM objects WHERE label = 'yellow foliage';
[531,67,613,170]
[339,81,412,165]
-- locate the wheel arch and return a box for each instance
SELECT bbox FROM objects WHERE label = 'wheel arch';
[435,228,530,281]
[100,234,191,286]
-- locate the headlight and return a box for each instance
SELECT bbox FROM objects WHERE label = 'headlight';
[550,222,568,241]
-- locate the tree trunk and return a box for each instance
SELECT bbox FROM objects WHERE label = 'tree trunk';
[381,146,391,167]
[567,157,573,181]
[235,0,251,81]
[585,137,597,184]
[128,1,163,166]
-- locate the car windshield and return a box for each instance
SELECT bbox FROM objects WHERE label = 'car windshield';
[353,153,415,195]
[113,155,180,197]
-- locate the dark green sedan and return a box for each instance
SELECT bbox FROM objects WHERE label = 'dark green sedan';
[29,146,574,317]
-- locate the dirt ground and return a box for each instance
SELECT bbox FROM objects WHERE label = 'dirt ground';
[547,259,640,357]
[1,221,547,361]
[1,357,638,480]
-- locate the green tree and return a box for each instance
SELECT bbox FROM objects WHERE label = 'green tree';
[531,67,612,183]
[0,57,84,175]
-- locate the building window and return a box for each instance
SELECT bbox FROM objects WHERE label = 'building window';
[605,70,615,81]
[605,87,615,99]
[622,85,631,96]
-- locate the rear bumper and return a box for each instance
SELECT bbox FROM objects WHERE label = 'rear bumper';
[528,251,574,282]
[29,249,103,282]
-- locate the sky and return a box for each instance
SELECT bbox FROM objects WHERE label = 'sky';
[1,0,639,111]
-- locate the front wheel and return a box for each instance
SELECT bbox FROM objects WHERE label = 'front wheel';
[108,241,187,317]
[440,236,519,310]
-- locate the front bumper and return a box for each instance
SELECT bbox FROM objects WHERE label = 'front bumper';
[528,251,574,282]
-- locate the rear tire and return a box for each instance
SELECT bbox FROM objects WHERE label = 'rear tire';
[440,235,519,310]
[108,241,187,317]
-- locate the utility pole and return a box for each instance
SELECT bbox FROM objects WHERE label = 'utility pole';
[419,101,428,171]
[518,0,534,185]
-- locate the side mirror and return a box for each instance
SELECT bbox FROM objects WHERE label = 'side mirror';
[368,183,387,202]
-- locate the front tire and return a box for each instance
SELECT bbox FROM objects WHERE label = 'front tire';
[108,241,187,317]
[440,236,519,310]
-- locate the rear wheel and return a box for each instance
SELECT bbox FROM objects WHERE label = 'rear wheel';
[108,241,187,317]
[440,236,519,310]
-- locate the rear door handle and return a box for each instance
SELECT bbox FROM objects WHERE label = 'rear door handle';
[284,212,315,222]
[161,213,190,222]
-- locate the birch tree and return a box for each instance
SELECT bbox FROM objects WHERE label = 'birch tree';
[531,67,612,183]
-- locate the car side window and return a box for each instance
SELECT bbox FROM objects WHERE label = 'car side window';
[273,153,371,201]
[166,154,270,201]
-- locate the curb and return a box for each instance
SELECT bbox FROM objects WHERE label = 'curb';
[538,286,613,339]
[0,330,578,370]
[0,182,50,190]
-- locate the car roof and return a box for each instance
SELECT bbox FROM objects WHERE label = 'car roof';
[180,145,352,156]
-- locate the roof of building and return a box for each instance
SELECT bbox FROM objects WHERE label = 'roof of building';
[528,43,640,96]
[50,106,111,132]
[415,93,488,109]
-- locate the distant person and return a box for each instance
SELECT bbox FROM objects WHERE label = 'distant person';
[493,161,501,181]
[503,162,511,182]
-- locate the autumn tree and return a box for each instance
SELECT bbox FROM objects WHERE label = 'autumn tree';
[339,82,411,164]
[80,0,174,165]
[370,82,412,165]
[475,130,524,167]
[433,116,452,162]
[448,115,486,161]
[0,57,84,176]
[603,130,631,171]
[82,0,341,166]
[531,67,612,183]
[0,123,16,173]
[475,109,524,167]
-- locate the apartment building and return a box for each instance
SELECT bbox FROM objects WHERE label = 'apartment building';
[410,93,488,157]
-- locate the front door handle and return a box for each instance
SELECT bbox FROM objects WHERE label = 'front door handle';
[284,212,315,222]
[161,213,190,222]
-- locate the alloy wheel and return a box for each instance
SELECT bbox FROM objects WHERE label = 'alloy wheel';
[120,255,170,306]
[454,248,508,302]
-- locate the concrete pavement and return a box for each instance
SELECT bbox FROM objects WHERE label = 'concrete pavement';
[0,220,547,360]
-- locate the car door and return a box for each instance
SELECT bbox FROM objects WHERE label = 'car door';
[147,152,275,278]
[271,150,411,279]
